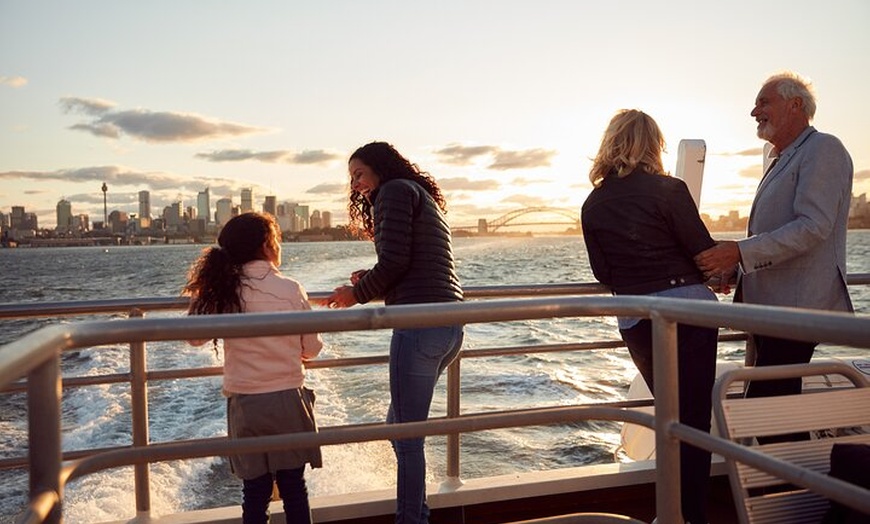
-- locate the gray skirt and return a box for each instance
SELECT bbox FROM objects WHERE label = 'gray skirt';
[226,387,322,480]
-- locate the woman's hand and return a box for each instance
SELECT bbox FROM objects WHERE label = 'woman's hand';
[350,269,369,285]
[327,285,357,309]
[704,266,737,295]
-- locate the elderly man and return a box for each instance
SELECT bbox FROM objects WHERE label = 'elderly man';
[695,71,853,429]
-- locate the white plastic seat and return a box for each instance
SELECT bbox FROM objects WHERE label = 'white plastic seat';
[712,360,870,524]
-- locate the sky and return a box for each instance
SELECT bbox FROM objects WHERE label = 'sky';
[1,0,869,229]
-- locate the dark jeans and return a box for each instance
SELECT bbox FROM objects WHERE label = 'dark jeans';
[241,467,310,524]
[387,325,464,524]
[620,320,718,524]
[746,334,817,444]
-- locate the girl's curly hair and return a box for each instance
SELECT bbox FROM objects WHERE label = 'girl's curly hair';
[183,212,280,315]
[347,141,446,239]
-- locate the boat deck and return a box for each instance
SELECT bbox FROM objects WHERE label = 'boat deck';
[111,462,739,524]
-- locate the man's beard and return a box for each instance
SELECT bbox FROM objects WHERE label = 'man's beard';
[756,121,775,142]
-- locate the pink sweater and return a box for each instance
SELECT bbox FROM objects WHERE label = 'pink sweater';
[191,260,323,394]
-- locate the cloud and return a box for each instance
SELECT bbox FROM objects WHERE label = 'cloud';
[306,183,347,195]
[0,76,28,88]
[501,193,549,207]
[438,177,500,191]
[489,149,556,170]
[855,169,870,182]
[717,147,764,157]
[60,97,267,143]
[434,143,557,171]
[450,203,512,219]
[511,176,550,186]
[434,144,500,165]
[0,165,242,195]
[195,148,340,165]
[294,150,341,164]
[738,164,763,179]
[60,96,116,116]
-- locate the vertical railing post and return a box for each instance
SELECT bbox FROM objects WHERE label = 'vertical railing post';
[129,308,151,517]
[651,312,682,524]
[28,352,63,523]
[444,356,462,486]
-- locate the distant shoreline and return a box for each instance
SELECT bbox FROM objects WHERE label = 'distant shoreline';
[3,228,869,249]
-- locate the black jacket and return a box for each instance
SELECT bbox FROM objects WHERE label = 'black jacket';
[353,179,463,305]
[581,169,714,295]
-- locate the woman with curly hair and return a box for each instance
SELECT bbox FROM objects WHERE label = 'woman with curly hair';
[328,141,463,524]
[184,212,323,524]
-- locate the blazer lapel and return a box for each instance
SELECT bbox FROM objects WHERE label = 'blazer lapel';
[747,127,817,234]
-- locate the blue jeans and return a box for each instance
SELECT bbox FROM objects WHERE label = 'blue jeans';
[387,325,464,524]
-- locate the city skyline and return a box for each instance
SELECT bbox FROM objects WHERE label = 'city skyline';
[2,2,869,228]
[45,186,331,230]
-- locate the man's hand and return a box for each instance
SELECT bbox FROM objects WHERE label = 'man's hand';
[695,241,740,280]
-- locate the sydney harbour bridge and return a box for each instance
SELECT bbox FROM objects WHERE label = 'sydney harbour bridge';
[452,206,580,234]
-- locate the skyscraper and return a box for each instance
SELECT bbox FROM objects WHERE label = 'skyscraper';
[310,210,322,229]
[138,191,151,219]
[164,202,183,230]
[321,210,332,229]
[215,197,234,226]
[56,199,72,232]
[263,195,277,217]
[197,188,211,224]
[11,206,25,230]
[138,190,152,229]
[241,188,253,213]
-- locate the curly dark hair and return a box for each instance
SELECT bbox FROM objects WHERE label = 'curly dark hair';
[347,141,447,239]
[183,212,280,315]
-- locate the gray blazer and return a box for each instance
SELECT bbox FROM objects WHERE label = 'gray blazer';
[738,126,853,312]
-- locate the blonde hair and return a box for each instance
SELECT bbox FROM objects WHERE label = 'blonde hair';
[588,109,666,187]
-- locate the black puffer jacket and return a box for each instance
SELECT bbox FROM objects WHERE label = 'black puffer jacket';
[352,179,463,305]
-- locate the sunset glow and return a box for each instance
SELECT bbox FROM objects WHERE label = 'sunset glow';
[2,1,868,228]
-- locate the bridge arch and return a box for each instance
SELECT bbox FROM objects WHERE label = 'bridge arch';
[479,206,579,233]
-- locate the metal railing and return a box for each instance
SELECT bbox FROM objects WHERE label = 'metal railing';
[1,277,870,524]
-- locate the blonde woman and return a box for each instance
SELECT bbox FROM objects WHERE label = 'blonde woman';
[581,110,717,524]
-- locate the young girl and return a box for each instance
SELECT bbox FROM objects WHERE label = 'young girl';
[183,212,323,524]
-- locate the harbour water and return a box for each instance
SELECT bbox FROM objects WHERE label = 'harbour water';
[1,232,869,523]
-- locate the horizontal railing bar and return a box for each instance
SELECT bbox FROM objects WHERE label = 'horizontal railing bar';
[0,397,665,472]
[3,296,869,389]
[0,283,612,320]
[847,272,870,285]
[1,274,867,320]
[0,331,749,395]
[0,297,189,319]
[63,405,655,481]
